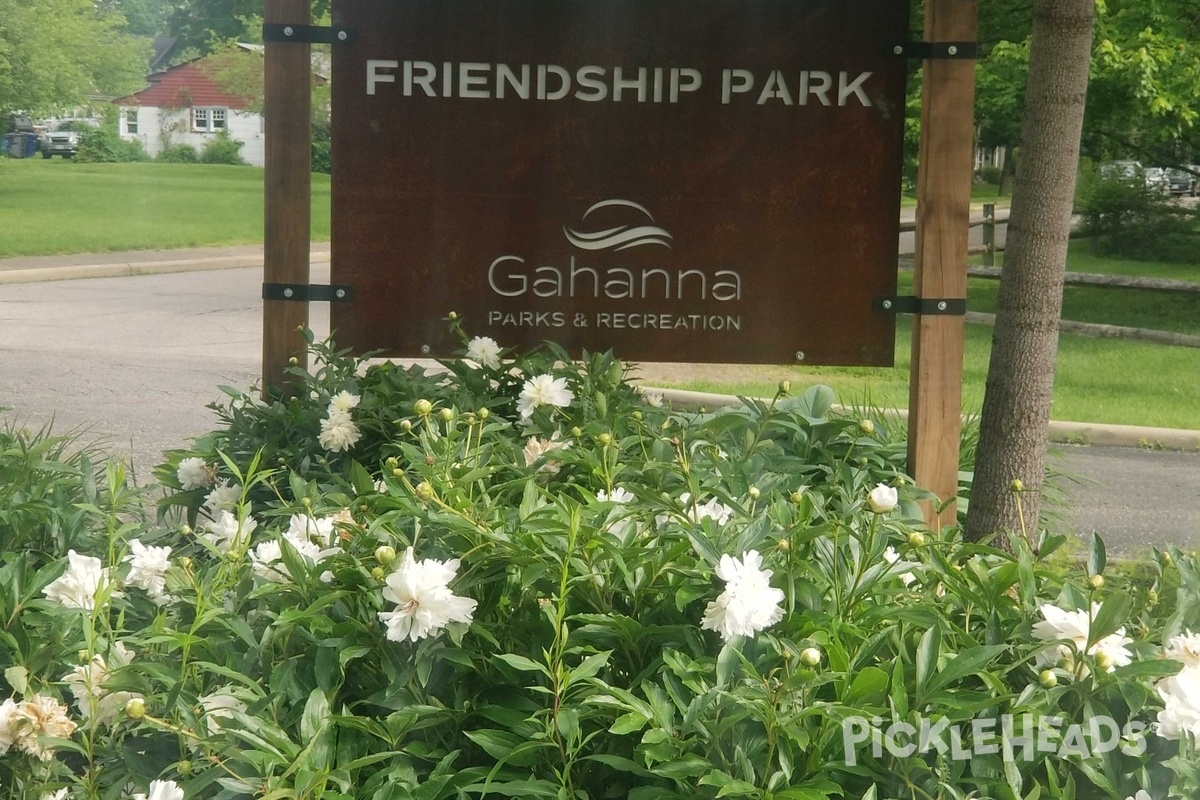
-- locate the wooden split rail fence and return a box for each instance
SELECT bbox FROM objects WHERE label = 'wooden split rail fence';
[897,203,1200,348]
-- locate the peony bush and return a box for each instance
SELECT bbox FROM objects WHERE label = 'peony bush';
[2,329,1200,800]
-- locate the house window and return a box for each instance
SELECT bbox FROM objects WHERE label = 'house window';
[192,107,228,133]
[123,109,138,135]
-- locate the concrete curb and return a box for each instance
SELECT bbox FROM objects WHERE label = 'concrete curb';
[641,386,1200,452]
[0,249,331,286]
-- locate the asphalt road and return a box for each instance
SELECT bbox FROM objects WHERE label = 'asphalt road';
[0,265,1196,555]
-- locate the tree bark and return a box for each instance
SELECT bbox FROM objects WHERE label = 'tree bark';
[966,0,1095,545]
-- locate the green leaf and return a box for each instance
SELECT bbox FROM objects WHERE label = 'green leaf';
[1090,591,1132,644]
[300,688,329,743]
[4,666,28,695]
[916,624,941,698]
[843,666,889,706]
[567,651,611,685]
[494,653,551,678]
[925,645,1008,694]
[1087,532,1106,577]
[609,712,651,735]
[778,385,836,420]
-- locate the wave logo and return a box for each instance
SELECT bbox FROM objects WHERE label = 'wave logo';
[563,199,673,252]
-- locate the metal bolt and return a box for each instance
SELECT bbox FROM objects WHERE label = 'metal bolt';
[893,45,904,55]
[947,45,958,56]
[337,30,348,41]
[283,287,294,298]
[937,301,948,311]
[794,351,805,361]
[420,344,431,354]
[283,26,294,36]
[882,300,893,310]
[335,288,346,299]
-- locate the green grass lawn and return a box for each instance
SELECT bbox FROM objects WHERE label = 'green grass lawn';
[655,241,1200,430]
[0,159,331,257]
[901,181,1010,208]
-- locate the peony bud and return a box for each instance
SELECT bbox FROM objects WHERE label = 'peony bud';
[859,419,875,435]
[288,357,298,366]
[1089,574,1105,590]
[478,408,490,420]
[867,483,898,514]
[778,380,791,394]
[447,311,458,320]
[414,399,433,416]
[1038,670,1058,688]
[907,531,926,548]
[370,567,385,580]
[789,489,805,504]
[375,545,397,565]
[415,481,435,501]
[1148,590,1158,604]
[597,432,612,446]
[125,697,146,719]
[1010,478,1025,493]
[386,457,399,469]
[439,408,455,422]
[778,538,790,551]
[400,419,413,432]
[177,760,193,776]
[799,647,822,667]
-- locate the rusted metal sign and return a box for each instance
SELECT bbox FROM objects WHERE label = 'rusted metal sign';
[330,0,909,365]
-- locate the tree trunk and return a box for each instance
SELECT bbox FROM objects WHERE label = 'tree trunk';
[966,0,1094,546]
[998,145,1016,196]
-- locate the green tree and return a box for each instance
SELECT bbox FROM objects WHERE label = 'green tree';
[96,0,172,37]
[0,0,149,116]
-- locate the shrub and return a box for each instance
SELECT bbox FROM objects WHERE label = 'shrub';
[2,331,1199,800]
[156,144,199,163]
[74,126,150,163]
[199,129,247,165]
[1075,163,1200,262]
[312,120,331,174]
[978,164,1003,185]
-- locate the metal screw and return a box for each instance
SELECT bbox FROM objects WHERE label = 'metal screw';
[283,26,294,36]
[337,30,348,41]
[937,301,948,311]
[893,45,904,55]
[882,300,893,310]
[283,287,294,298]
[794,351,805,362]
[947,45,958,56]
[335,288,346,299]
[420,344,431,354]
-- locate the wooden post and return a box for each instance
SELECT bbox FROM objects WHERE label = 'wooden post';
[982,202,995,266]
[908,0,978,527]
[262,0,313,396]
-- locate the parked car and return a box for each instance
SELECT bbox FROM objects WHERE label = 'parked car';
[1164,168,1195,195]
[1143,166,1171,194]
[1098,160,1173,193]
[37,119,96,159]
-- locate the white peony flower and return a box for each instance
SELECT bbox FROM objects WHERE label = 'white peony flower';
[598,487,637,538]
[250,524,340,584]
[1165,631,1200,668]
[286,514,338,547]
[43,551,118,611]
[203,481,243,516]
[62,645,140,727]
[700,550,786,642]
[867,483,898,513]
[373,479,388,494]
[0,698,19,755]
[598,487,635,504]
[200,511,258,554]
[1124,792,1151,800]
[11,695,78,760]
[517,374,574,419]
[133,780,185,800]
[41,790,68,800]
[883,546,917,586]
[522,434,571,474]
[378,547,478,642]
[319,411,362,453]
[679,493,735,526]
[641,391,665,408]
[176,457,212,491]
[197,689,248,736]
[124,539,172,603]
[1032,604,1133,672]
[328,390,361,415]
[465,336,503,369]
[1157,665,1200,740]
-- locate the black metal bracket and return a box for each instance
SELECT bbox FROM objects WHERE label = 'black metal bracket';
[873,296,966,316]
[263,283,354,303]
[262,23,355,44]
[891,41,978,60]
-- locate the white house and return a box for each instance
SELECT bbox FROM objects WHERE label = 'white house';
[114,46,266,166]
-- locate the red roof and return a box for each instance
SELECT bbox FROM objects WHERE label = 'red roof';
[116,61,249,109]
